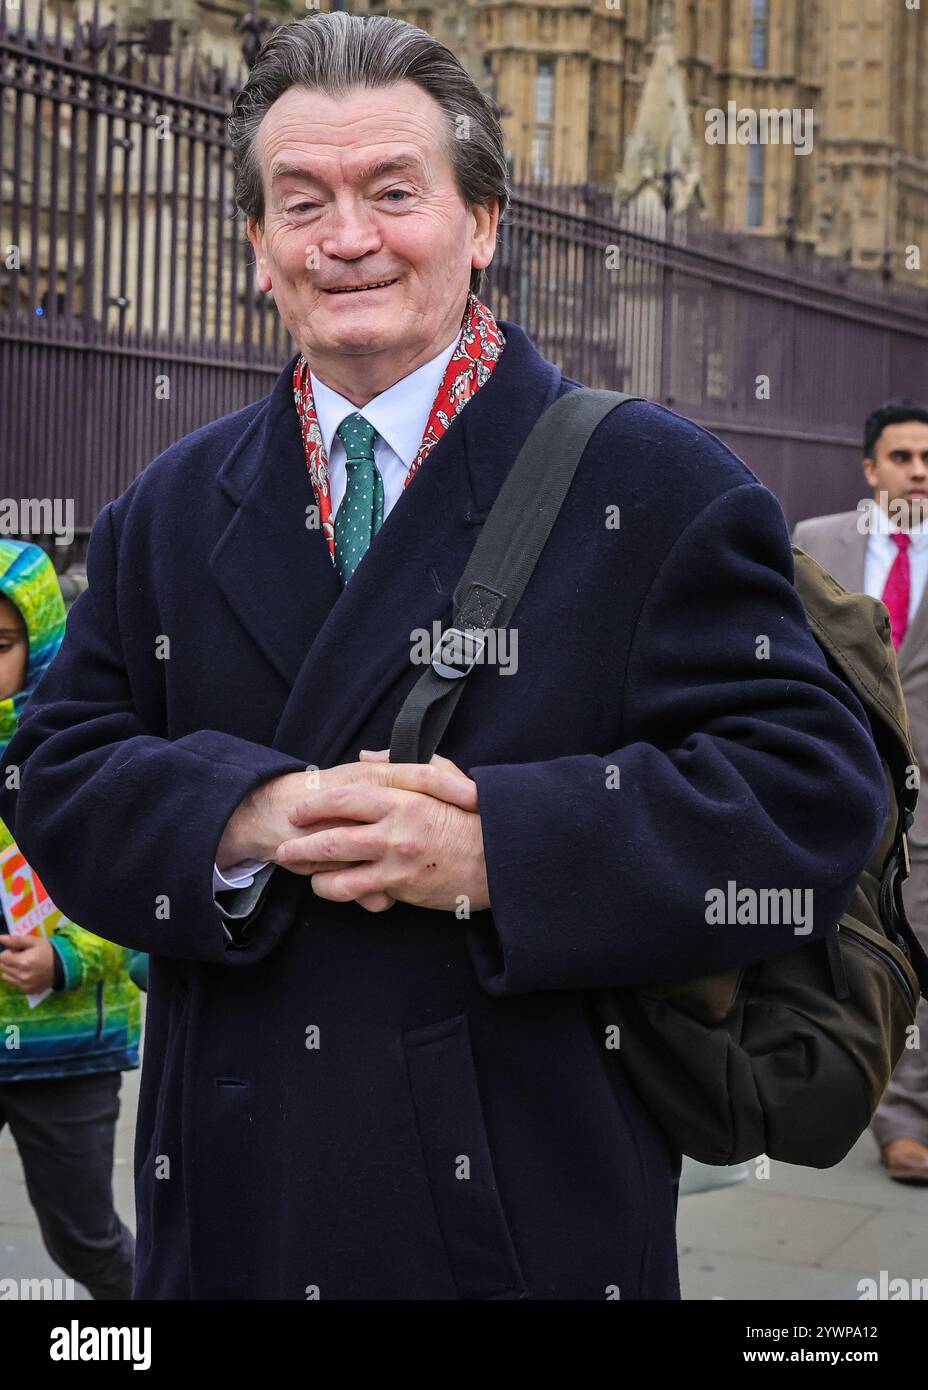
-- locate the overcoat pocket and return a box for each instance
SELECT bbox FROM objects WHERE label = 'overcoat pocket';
[402,1012,528,1300]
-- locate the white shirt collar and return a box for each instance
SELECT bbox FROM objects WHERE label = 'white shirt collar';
[864,495,928,544]
[309,332,462,468]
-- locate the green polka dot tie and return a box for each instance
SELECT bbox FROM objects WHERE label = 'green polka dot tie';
[334,413,385,585]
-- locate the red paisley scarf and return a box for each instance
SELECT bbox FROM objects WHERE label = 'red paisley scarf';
[292,290,506,561]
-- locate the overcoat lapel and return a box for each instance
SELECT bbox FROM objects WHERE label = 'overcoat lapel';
[209,364,342,691]
[209,322,563,769]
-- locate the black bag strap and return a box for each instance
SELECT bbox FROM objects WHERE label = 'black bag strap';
[389,387,641,764]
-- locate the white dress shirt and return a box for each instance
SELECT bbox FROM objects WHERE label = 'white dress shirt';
[213,328,463,895]
[861,497,928,623]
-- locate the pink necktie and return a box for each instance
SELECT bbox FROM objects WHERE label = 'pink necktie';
[882,532,911,651]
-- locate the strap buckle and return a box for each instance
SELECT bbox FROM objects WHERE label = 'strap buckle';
[431,626,485,680]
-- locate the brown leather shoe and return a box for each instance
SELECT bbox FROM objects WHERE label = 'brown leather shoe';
[881,1138,928,1182]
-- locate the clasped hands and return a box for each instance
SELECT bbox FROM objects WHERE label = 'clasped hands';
[216,750,490,915]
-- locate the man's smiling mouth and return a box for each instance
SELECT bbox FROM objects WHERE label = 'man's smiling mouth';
[323,278,399,294]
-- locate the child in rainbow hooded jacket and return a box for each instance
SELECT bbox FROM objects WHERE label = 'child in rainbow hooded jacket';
[0,539,143,1299]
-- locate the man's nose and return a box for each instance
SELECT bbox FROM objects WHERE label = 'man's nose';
[318,200,382,260]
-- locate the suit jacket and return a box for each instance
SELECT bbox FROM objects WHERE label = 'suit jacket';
[0,321,887,1300]
[793,510,928,852]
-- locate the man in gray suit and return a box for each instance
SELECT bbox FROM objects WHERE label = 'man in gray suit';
[794,400,928,1181]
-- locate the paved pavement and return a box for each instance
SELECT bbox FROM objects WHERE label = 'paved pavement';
[678,1141,928,1299]
[2,1012,925,1300]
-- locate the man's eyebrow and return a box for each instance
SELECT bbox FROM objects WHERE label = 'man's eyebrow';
[269,155,426,186]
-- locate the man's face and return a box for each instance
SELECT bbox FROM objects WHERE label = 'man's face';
[245,81,498,374]
[864,422,928,529]
[0,595,27,702]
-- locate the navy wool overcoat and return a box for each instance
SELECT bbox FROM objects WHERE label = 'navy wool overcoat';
[0,320,887,1299]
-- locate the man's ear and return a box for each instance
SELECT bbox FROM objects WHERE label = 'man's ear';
[863,456,878,489]
[471,197,500,272]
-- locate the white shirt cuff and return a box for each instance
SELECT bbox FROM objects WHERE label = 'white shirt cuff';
[213,858,271,893]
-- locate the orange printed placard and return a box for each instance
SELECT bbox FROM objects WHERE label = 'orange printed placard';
[0,843,65,940]
[0,844,72,1008]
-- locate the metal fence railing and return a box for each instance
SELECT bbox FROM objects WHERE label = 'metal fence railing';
[3,0,928,562]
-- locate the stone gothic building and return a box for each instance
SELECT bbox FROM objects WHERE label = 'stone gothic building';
[357,0,928,281]
[43,0,928,281]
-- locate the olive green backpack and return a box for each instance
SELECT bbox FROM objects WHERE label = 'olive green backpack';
[389,388,928,1169]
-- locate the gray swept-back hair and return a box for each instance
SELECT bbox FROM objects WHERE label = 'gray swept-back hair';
[228,11,509,297]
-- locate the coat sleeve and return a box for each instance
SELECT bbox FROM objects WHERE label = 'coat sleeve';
[0,501,308,965]
[465,481,889,996]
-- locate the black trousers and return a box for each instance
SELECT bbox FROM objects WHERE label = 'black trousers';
[0,1070,135,1299]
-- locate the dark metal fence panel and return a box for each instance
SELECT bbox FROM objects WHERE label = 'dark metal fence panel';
[486,189,928,523]
[2,0,928,560]
[0,0,292,543]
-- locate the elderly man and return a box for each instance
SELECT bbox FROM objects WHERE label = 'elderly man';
[0,12,886,1300]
